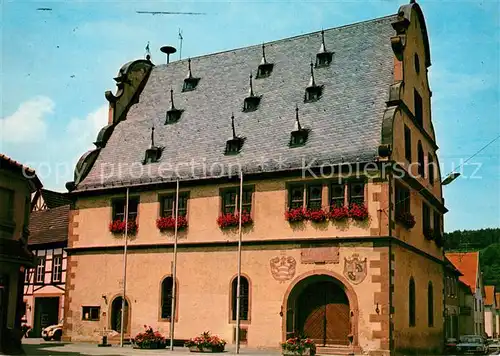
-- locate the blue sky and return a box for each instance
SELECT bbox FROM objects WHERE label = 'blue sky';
[1,0,499,232]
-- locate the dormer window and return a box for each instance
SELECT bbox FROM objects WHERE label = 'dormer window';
[225,114,245,155]
[165,89,184,124]
[289,106,310,147]
[243,73,261,112]
[304,62,323,103]
[182,58,200,92]
[143,127,163,164]
[315,30,333,68]
[255,43,274,79]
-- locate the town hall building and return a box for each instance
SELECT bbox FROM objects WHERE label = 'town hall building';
[63,2,447,355]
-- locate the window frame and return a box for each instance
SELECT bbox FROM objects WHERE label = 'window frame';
[395,182,411,217]
[409,277,416,327]
[329,182,345,208]
[433,211,441,235]
[51,254,63,283]
[288,184,305,210]
[417,141,425,177]
[220,186,254,215]
[306,184,323,210]
[348,181,365,206]
[404,125,412,162]
[111,196,139,222]
[422,203,430,233]
[35,256,46,285]
[230,275,250,323]
[427,153,435,185]
[159,192,189,218]
[82,306,100,321]
[428,281,434,327]
[0,187,15,221]
[160,276,175,320]
[414,89,423,128]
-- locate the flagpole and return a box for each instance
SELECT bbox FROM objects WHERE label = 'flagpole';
[120,187,129,347]
[170,180,180,350]
[235,171,243,354]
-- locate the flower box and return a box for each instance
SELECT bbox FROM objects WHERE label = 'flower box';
[185,331,226,353]
[217,213,252,229]
[285,208,307,223]
[329,206,349,222]
[396,212,416,229]
[305,209,328,223]
[424,228,434,240]
[281,336,316,356]
[156,216,188,231]
[349,203,369,221]
[133,325,166,349]
[109,220,138,235]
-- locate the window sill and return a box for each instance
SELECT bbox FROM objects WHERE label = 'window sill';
[158,318,178,323]
[229,320,251,325]
[82,319,100,322]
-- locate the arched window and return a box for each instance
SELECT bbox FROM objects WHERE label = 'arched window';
[409,277,416,327]
[428,282,434,327]
[231,276,249,321]
[428,153,435,185]
[161,276,175,319]
[417,141,425,177]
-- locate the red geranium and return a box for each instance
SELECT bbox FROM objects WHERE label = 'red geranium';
[396,211,416,229]
[349,203,369,221]
[109,220,138,235]
[285,208,307,222]
[216,212,253,229]
[156,216,188,231]
[329,206,349,221]
[305,209,328,223]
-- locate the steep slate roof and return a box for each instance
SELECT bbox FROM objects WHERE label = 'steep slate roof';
[28,205,69,246]
[484,285,495,306]
[77,15,397,191]
[446,252,480,292]
[40,189,71,209]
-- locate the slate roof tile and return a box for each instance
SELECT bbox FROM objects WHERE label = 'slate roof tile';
[28,205,69,245]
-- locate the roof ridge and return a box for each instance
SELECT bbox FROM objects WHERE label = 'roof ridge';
[155,13,398,67]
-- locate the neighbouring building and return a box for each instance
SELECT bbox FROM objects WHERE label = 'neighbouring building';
[447,252,485,336]
[64,3,448,355]
[23,189,70,338]
[484,286,497,338]
[0,154,42,354]
[444,257,461,340]
[496,293,500,338]
[457,280,475,337]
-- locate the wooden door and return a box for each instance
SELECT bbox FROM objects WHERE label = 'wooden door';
[297,280,350,346]
[111,297,128,333]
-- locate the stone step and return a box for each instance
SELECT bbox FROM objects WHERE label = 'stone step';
[316,345,356,355]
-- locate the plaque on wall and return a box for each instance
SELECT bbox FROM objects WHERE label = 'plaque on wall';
[300,246,339,264]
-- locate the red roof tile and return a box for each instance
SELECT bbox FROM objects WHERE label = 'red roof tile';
[446,252,479,291]
[496,293,500,310]
[484,285,495,306]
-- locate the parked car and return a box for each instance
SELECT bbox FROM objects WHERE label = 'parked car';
[488,339,500,353]
[41,320,63,341]
[456,335,487,354]
[445,337,458,353]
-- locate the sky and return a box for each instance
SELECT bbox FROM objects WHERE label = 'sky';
[1,0,499,232]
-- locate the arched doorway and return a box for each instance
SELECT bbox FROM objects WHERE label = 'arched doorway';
[286,274,351,346]
[110,297,129,333]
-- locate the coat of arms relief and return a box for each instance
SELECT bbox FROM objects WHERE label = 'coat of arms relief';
[270,255,296,283]
[343,253,368,284]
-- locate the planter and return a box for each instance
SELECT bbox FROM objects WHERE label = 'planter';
[217,213,253,229]
[285,208,307,223]
[157,216,188,231]
[348,204,369,221]
[188,346,225,353]
[134,341,167,349]
[282,349,315,356]
[109,220,138,235]
[306,209,328,223]
[396,212,416,229]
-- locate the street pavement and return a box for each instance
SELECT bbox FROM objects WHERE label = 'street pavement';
[21,339,280,356]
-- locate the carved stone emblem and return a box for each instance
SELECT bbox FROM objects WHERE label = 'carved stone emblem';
[270,256,296,283]
[343,254,367,285]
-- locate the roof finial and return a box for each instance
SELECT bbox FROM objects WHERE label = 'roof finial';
[145,41,151,61]
[186,58,193,79]
[231,113,237,138]
[150,126,155,148]
[308,61,316,88]
[248,72,254,97]
[294,105,301,131]
[261,43,267,65]
[319,29,327,54]
[169,88,175,110]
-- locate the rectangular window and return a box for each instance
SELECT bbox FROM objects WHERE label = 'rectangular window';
[289,185,304,209]
[404,125,412,162]
[112,197,139,221]
[433,212,441,235]
[422,203,430,232]
[395,182,410,217]
[160,193,189,217]
[222,187,253,214]
[348,182,365,206]
[428,153,435,185]
[82,306,100,321]
[0,187,14,221]
[414,89,423,127]
[35,257,46,284]
[306,185,322,210]
[52,255,62,283]
[24,268,30,283]
[330,183,345,208]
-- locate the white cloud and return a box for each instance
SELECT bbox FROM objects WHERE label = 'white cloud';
[67,104,109,152]
[0,96,54,143]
